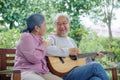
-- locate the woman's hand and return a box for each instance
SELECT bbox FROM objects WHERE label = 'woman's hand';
[41,41,48,47]
[42,39,53,47]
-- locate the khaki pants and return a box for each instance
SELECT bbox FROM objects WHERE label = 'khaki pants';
[21,71,63,80]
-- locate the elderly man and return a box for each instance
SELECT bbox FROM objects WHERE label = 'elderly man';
[46,13,109,80]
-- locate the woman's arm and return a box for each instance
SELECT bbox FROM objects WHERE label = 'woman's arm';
[18,33,46,64]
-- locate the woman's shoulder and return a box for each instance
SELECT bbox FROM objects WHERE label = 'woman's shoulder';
[21,32,32,40]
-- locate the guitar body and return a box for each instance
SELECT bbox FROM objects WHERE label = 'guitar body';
[46,51,114,77]
[46,56,86,77]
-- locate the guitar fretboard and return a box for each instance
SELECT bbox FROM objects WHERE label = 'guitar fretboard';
[69,51,114,60]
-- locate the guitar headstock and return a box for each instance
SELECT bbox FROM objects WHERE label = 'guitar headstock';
[99,51,115,58]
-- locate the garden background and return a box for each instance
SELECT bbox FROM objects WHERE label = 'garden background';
[0,0,120,79]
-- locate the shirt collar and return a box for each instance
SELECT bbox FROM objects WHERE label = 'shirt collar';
[31,33,43,44]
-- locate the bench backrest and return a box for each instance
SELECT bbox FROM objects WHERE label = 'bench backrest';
[0,48,16,80]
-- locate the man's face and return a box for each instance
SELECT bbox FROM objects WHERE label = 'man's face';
[55,16,70,37]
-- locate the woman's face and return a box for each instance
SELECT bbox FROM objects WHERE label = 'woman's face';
[34,21,47,36]
[39,21,47,36]
[55,16,70,37]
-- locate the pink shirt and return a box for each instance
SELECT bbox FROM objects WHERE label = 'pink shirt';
[14,32,49,74]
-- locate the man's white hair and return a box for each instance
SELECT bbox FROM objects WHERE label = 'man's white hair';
[53,12,70,24]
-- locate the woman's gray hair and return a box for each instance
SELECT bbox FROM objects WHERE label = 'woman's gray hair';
[53,13,70,24]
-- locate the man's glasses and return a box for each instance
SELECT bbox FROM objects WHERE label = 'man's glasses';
[56,22,68,26]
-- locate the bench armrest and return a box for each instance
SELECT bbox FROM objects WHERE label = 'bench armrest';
[105,67,118,80]
[0,70,21,80]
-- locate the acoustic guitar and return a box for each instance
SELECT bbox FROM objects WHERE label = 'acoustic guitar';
[46,51,114,77]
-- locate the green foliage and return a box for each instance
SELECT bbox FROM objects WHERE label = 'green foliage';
[68,27,88,46]
[0,28,21,48]
[108,38,120,62]
[96,37,120,62]
[79,30,105,53]
[0,0,32,29]
[51,0,102,29]
[79,30,120,69]
[0,0,56,30]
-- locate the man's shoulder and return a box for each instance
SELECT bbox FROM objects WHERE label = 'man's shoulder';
[67,36,74,40]
[48,33,57,38]
[48,34,55,38]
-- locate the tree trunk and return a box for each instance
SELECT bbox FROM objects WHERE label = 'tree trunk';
[107,17,112,42]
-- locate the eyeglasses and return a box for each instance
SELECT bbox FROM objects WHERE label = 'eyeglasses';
[56,22,68,26]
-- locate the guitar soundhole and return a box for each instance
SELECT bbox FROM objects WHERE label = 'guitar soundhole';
[69,55,77,60]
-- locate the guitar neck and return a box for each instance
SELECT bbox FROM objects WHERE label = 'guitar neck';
[76,51,110,58]
[77,53,97,58]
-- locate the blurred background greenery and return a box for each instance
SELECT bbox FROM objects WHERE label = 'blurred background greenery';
[0,0,120,79]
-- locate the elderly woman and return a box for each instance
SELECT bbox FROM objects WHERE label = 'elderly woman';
[46,13,110,80]
[13,13,62,80]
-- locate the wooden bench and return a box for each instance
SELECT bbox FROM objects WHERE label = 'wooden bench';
[0,48,118,80]
[0,48,21,80]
